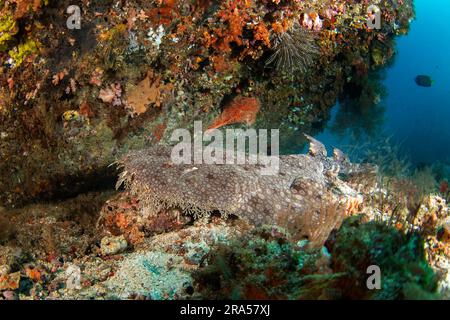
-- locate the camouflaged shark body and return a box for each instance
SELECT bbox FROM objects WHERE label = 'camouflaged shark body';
[117,135,372,246]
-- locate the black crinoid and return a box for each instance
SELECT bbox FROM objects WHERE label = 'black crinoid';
[266,22,320,74]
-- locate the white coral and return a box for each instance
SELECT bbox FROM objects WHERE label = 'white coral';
[147,25,165,50]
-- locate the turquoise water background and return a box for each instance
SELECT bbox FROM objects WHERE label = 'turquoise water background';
[313,0,450,166]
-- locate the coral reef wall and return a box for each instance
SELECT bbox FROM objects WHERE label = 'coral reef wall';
[0,0,414,207]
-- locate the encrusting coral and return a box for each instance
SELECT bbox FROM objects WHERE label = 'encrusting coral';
[193,217,439,300]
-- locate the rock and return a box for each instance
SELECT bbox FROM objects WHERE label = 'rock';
[0,272,21,291]
[0,265,10,277]
[66,264,82,290]
[100,235,128,256]
[437,224,450,243]
[2,290,18,300]
[414,196,449,236]
[0,0,414,210]
[105,251,191,300]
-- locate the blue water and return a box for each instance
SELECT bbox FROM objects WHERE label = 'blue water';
[314,0,450,166]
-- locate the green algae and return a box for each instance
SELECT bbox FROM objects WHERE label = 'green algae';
[193,227,339,300]
[0,13,17,52]
[193,217,441,300]
[331,215,439,300]
[8,38,39,67]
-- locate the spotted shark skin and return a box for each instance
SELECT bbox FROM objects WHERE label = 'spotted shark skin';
[117,135,373,246]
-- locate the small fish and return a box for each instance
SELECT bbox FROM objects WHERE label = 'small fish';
[206,96,261,133]
[414,75,434,87]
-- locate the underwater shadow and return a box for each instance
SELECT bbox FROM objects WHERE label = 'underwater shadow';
[330,69,388,141]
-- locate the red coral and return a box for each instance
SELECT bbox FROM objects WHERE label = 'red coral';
[211,55,231,73]
[10,0,44,19]
[148,0,179,26]
[205,0,252,52]
[79,102,94,118]
[99,192,188,246]
[152,122,167,142]
[253,22,271,47]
